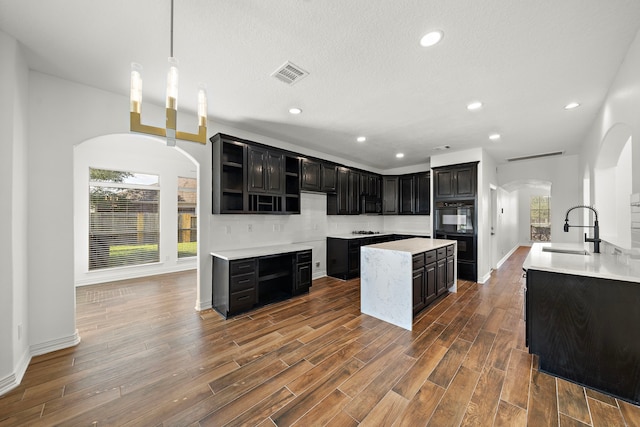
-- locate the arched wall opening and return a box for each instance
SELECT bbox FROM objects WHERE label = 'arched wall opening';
[500,179,552,245]
[594,123,632,241]
[73,133,200,287]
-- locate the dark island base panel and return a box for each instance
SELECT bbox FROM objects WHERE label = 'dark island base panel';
[527,269,640,405]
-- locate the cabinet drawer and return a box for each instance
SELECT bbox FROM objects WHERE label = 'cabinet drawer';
[297,250,312,263]
[412,253,425,270]
[447,244,455,257]
[437,247,447,259]
[230,273,256,292]
[229,289,256,311]
[230,259,256,276]
[425,250,437,264]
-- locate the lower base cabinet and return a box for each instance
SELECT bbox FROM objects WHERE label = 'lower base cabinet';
[212,249,312,318]
[526,269,640,404]
[412,244,455,315]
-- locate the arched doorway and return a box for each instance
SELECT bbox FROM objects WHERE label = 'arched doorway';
[73,133,200,311]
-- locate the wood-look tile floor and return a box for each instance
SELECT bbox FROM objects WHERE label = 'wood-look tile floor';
[2,246,640,426]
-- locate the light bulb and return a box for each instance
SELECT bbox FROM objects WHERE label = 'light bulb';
[166,57,179,110]
[130,63,143,113]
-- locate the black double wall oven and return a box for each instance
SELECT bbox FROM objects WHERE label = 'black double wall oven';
[434,201,478,281]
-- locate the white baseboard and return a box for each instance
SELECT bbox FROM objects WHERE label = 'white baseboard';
[478,271,492,284]
[30,330,81,357]
[195,299,212,311]
[496,245,519,270]
[0,330,81,397]
[0,348,30,396]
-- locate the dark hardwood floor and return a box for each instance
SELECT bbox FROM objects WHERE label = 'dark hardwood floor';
[2,246,639,426]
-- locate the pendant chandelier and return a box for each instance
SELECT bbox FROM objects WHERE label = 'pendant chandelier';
[129,0,207,145]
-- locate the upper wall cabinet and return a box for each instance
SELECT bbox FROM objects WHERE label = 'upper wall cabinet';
[211,133,300,214]
[320,163,338,193]
[433,162,477,200]
[211,135,246,214]
[382,176,399,215]
[247,146,285,195]
[301,159,321,192]
[398,172,430,215]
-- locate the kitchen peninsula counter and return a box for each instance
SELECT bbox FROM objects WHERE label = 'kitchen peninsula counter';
[360,238,457,331]
[524,242,640,404]
[523,242,640,283]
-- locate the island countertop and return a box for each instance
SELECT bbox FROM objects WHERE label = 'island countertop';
[364,237,454,254]
[523,242,640,283]
[211,243,313,261]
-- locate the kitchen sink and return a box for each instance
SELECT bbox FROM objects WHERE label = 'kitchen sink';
[542,247,590,255]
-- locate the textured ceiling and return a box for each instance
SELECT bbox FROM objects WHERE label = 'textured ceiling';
[1,0,640,169]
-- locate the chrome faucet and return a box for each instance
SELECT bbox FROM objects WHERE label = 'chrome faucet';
[563,205,601,253]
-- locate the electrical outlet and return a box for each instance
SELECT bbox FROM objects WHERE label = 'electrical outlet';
[315,262,320,267]
[248,224,253,232]
[225,225,231,234]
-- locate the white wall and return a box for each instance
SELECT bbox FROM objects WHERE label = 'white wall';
[499,155,582,245]
[580,27,640,245]
[74,134,198,286]
[0,30,30,394]
[515,187,551,245]
[496,187,519,263]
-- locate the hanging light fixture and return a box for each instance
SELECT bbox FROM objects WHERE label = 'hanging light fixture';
[130,0,207,145]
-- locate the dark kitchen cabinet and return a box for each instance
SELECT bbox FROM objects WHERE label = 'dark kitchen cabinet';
[412,244,453,315]
[212,248,312,318]
[348,170,360,214]
[211,135,247,214]
[526,269,640,404]
[399,175,415,214]
[327,237,361,280]
[300,159,321,191]
[433,162,477,199]
[382,176,399,214]
[415,172,431,215]
[247,146,285,195]
[360,172,381,198]
[212,133,301,214]
[294,250,312,295]
[321,163,338,192]
[328,167,360,215]
[397,172,431,215]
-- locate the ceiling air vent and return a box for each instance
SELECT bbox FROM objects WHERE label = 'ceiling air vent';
[271,61,309,85]
[507,151,564,162]
[432,145,451,151]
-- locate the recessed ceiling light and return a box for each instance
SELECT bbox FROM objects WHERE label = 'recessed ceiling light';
[420,30,443,47]
[467,101,483,111]
[396,153,405,158]
[564,102,580,110]
[489,133,501,141]
[289,107,302,115]
[357,136,366,143]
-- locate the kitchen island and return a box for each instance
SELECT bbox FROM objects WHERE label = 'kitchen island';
[524,242,640,404]
[360,238,457,331]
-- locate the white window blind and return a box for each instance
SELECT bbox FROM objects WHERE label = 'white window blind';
[178,176,197,258]
[89,168,160,270]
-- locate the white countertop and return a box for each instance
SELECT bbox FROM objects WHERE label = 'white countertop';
[211,243,313,260]
[523,242,640,283]
[327,231,431,240]
[364,237,456,255]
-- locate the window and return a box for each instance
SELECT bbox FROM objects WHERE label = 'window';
[530,195,551,241]
[89,168,160,270]
[178,176,197,258]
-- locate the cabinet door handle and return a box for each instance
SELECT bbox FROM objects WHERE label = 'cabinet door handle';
[238,279,250,284]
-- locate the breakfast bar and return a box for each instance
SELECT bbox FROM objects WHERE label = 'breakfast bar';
[360,238,457,331]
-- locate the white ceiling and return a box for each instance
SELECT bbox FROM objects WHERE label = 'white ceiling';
[2,0,640,169]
